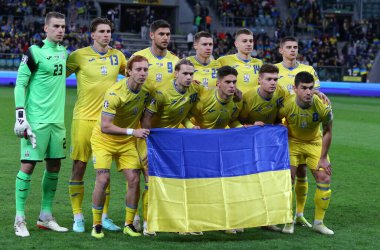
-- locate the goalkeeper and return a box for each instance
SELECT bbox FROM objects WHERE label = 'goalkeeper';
[13,12,69,237]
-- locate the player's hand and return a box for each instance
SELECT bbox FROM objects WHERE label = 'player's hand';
[133,128,150,139]
[315,91,330,104]
[317,157,332,175]
[243,124,253,128]
[14,108,37,148]
[192,126,200,129]
[233,88,242,102]
[253,121,265,126]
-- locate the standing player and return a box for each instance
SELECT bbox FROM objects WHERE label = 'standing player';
[133,19,179,93]
[279,72,334,235]
[13,12,68,237]
[187,31,220,88]
[217,29,262,94]
[132,19,179,229]
[275,36,323,228]
[66,17,127,233]
[90,55,150,239]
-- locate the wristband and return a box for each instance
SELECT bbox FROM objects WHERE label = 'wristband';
[126,128,134,135]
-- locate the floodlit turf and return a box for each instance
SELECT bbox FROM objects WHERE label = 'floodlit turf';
[1,87,379,249]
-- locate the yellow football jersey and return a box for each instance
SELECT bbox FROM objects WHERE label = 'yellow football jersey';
[279,95,333,143]
[217,54,262,94]
[67,46,127,120]
[187,56,221,88]
[146,81,201,128]
[92,78,149,143]
[240,85,288,124]
[132,48,179,93]
[188,89,243,129]
[275,62,320,95]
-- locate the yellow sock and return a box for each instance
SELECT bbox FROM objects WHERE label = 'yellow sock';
[103,184,110,216]
[69,180,84,215]
[92,205,103,226]
[295,177,308,214]
[314,182,331,221]
[142,183,149,221]
[125,206,137,225]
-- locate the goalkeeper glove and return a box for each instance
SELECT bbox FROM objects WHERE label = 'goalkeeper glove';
[14,108,37,148]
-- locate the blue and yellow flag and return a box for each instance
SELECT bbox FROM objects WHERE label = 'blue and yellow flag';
[147,126,292,232]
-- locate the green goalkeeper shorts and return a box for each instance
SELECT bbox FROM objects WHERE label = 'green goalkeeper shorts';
[20,123,66,162]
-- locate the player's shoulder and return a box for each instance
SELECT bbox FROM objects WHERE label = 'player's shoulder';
[243,86,258,100]
[210,58,221,68]
[186,56,197,64]
[133,47,150,57]
[217,54,234,64]
[313,95,331,111]
[298,63,314,72]
[167,50,179,60]
[250,58,263,65]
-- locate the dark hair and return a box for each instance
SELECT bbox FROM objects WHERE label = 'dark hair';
[294,71,314,87]
[194,31,212,43]
[217,66,238,79]
[175,59,194,71]
[235,28,253,40]
[150,19,171,33]
[280,36,298,47]
[259,64,279,75]
[126,55,149,76]
[45,12,65,24]
[90,17,113,32]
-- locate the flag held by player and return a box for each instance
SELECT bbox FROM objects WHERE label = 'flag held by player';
[147,126,292,232]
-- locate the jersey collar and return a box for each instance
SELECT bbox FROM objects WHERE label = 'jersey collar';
[173,80,187,94]
[43,39,59,48]
[215,90,231,105]
[194,55,210,66]
[236,53,251,63]
[149,47,167,60]
[282,61,300,71]
[91,45,109,56]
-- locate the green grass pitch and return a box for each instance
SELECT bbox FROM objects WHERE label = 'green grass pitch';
[0,87,379,249]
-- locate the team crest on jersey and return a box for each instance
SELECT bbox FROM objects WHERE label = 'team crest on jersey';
[300,121,307,128]
[101,66,107,75]
[156,73,162,82]
[132,107,138,115]
[202,78,208,87]
[93,156,96,164]
[21,55,28,65]
[104,100,109,108]
[244,74,250,82]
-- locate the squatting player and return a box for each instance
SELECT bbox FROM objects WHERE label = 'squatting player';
[279,71,334,235]
[217,28,262,94]
[13,12,68,237]
[90,55,150,239]
[66,17,127,233]
[140,59,201,236]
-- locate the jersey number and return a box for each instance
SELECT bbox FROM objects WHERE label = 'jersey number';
[53,64,63,76]
[109,55,118,65]
[189,93,198,104]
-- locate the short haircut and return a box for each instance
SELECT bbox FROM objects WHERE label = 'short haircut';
[175,59,194,71]
[280,36,298,47]
[90,17,113,32]
[235,28,253,40]
[45,12,65,24]
[294,71,314,87]
[259,64,279,75]
[217,66,238,80]
[150,19,171,33]
[126,55,149,76]
[194,31,212,43]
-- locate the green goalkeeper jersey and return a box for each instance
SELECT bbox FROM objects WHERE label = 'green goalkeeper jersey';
[14,39,68,123]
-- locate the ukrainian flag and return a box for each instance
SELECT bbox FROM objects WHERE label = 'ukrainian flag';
[147,126,292,232]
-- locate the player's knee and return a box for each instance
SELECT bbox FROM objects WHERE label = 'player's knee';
[315,171,330,183]
[46,159,61,172]
[127,175,140,189]
[71,160,87,179]
[296,164,307,177]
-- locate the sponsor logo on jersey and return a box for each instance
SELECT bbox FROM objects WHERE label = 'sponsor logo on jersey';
[46,56,52,60]
[88,58,95,62]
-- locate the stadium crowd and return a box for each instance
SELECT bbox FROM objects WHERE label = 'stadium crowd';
[1,1,379,80]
